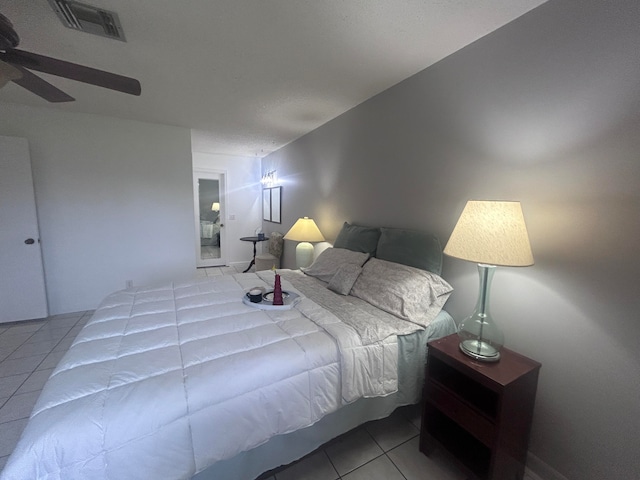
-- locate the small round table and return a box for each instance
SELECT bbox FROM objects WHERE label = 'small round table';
[240,236,269,273]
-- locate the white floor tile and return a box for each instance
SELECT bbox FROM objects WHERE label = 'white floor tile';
[276,450,338,480]
[37,323,73,334]
[0,355,46,378]
[65,325,83,339]
[36,350,67,371]
[0,374,29,399]
[0,349,12,363]
[47,313,83,322]
[27,329,68,345]
[387,437,466,480]
[342,454,405,480]
[0,333,33,350]
[1,322,45,336]
[52,337,75,353]
[15,369,52,395]
[365,411,420,452]
[324,428,384,476]
[0,390,40,423]
[7,341,58,360]
[0,418,29,457]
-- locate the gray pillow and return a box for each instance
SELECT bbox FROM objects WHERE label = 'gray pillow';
[376,227,443,275]
[327,264,363,295]
[350,258,452,327]
[333,222,381,255]
[302,247,370,283]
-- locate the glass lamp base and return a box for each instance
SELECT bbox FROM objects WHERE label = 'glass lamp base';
[459,339,501,362]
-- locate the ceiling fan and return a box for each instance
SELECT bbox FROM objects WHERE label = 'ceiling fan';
[0,13,141,103]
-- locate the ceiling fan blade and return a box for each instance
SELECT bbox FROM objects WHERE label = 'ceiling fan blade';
[0,59,22,87]
[11,65,75,102]
[1,48,141,96]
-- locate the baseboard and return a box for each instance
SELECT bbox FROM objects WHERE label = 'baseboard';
[526,452,569,480]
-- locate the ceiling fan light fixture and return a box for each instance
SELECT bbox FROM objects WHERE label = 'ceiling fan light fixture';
[48,0,127,42]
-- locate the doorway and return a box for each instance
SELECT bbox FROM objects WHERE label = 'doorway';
[0,135,48,322]
[193,170,227,267]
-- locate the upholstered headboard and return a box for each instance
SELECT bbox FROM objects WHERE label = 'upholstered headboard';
[332,222,443,275]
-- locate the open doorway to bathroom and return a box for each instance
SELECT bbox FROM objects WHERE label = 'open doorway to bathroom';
[193,169,227,267]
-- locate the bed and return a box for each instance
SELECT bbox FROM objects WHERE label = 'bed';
[2,223,457,480]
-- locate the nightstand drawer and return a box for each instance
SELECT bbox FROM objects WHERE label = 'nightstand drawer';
[426,380,496,447]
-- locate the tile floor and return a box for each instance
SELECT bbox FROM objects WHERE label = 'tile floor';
[256,406,468,480]
[0,310,92,472]
[0,265,538,479]
[200,244,221,260]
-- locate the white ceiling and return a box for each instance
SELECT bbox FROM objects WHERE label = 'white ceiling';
[1,1,547,157]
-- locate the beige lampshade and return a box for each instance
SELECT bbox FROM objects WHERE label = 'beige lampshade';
[211,202,220,211]
[443,201,534,267]
[284,217,325,242]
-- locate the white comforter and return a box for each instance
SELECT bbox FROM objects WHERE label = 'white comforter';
[2,272,402,480]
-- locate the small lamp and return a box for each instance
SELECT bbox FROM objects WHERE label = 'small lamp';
[444,200,533,362]
[210,202,220,222]
[284,217,325,269]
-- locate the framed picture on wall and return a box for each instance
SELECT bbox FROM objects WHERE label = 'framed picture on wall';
[262,186,282,223]
[263,188,271,221]
[271,186,281,223]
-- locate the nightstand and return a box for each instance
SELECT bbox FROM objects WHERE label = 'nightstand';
[420,333,541,480]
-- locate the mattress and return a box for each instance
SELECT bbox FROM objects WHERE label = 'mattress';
[2,269,456,480]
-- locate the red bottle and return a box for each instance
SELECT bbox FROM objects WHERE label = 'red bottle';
[272,274,284,305]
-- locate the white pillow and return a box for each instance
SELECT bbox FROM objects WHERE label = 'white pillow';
[327,264,363,295]
[350,258,453,326]
[302,248,370,283]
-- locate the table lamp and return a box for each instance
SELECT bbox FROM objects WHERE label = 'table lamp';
[284,217,325,268]
[443,200,534,362]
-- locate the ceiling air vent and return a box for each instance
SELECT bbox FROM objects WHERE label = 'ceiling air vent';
[48,0,127,41]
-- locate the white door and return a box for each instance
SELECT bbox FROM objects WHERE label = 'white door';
[193,170,227,267]
[0,136,48,323]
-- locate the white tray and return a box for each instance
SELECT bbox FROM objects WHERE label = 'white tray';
[242,291,300,310]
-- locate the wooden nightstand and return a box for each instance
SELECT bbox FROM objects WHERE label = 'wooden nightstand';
[420,333,541,480]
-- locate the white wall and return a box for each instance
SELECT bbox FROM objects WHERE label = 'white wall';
[262,1,640,479]
[0,103,195,314]
[191,132,262,267]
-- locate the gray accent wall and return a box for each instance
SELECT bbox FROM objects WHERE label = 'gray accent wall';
[262,0,640,478]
